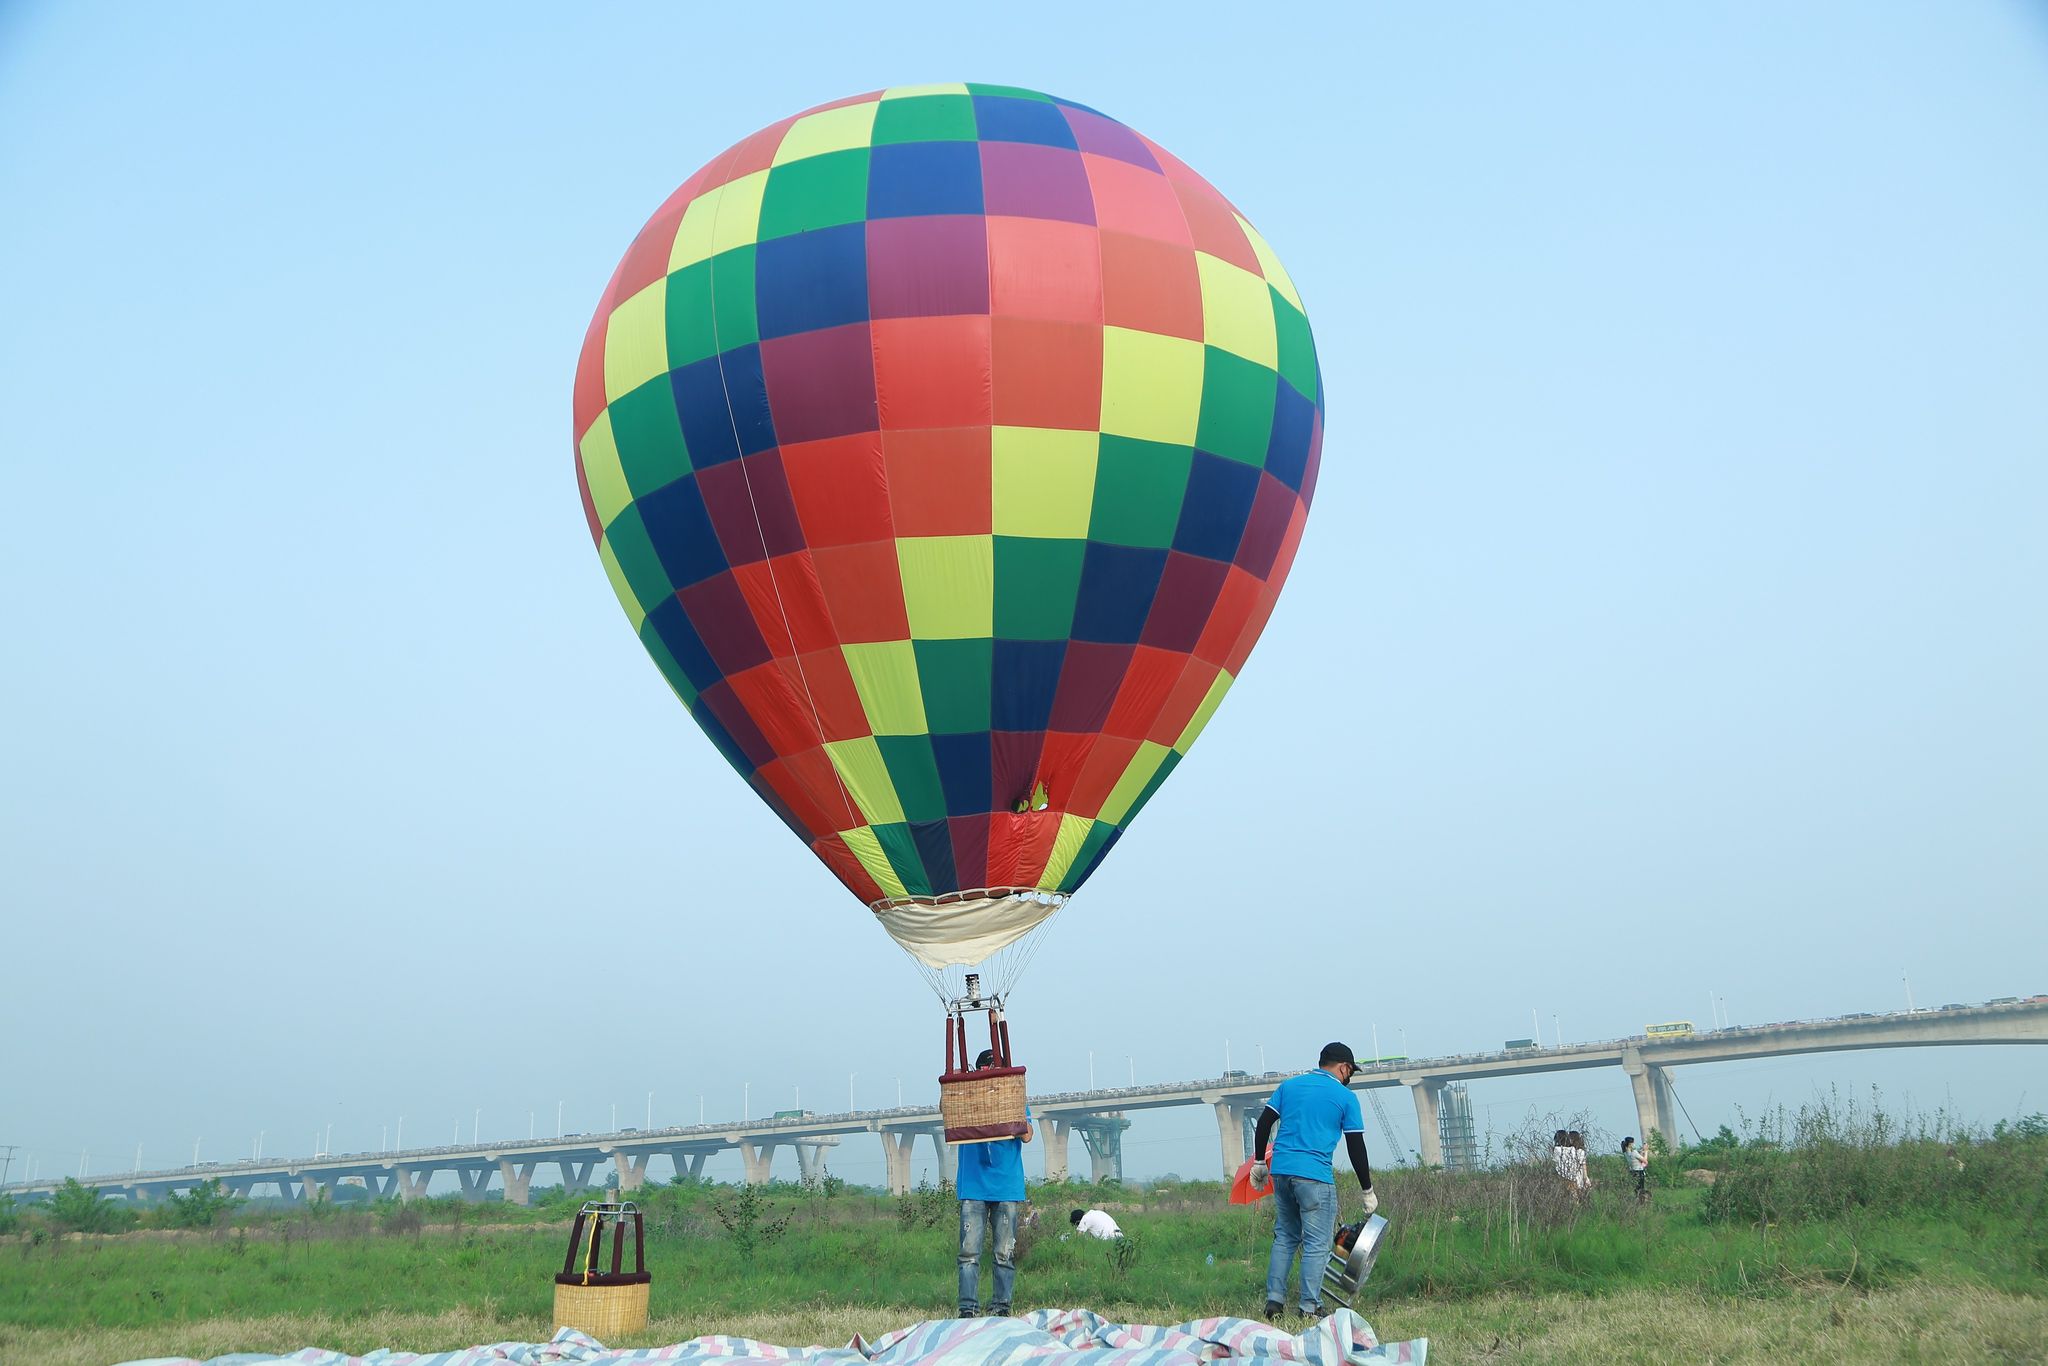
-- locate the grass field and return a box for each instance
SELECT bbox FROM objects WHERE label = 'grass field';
[4,1101,2045,1363]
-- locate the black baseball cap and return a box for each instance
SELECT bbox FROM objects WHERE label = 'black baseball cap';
[975,1048,1000,1069]
[1319,1042,1357,1068]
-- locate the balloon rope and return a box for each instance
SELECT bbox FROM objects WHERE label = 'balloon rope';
[701,141,859,833]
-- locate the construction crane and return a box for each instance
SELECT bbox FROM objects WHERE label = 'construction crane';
[1363,1088,1409,1165]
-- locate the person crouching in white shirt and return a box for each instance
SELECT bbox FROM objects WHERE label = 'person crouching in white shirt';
[1070,1208,1121,1239]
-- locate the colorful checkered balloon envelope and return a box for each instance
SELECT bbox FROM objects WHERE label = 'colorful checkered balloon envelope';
[573,85,1321,982]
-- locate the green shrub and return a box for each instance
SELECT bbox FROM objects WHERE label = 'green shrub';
[48,1178,134,1234]
[152,1179,241,1230]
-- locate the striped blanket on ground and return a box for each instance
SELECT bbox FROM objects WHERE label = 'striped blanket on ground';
[118,1307,1425,1366]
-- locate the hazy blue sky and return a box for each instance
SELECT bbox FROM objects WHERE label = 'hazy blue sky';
[3,2,2045,1190]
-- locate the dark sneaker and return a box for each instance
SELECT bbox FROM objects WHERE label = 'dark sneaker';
[1264,1302,1284,1322]
[987,1305,1010,1317]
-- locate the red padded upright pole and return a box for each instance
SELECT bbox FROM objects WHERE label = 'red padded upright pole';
[945,1015,958,1074]
[998,1016,1014,1068]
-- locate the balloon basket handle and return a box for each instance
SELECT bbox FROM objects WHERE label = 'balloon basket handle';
[939,973,1026,1143]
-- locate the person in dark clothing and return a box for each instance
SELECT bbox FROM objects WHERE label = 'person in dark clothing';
[1247,1042,1376,1320]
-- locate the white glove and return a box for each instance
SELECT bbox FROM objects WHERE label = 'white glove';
[1249,1161,1269,1187]
[1359,1188,1378,1217]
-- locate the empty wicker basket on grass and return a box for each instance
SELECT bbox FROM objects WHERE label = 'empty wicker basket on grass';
[554,1200,649,1339]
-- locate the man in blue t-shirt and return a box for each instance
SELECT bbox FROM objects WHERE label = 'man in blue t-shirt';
[954,1049,1034,1316]
[1249,1041,1377,1319]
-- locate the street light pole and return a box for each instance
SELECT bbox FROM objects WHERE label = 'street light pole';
[193,1138,201,1165]
[1088,1051,1095,1089]
[744,1081,750,1121]
[397,1117,404,1151]
[850,1073,857,1111]
[1126,1055,1134,1086]
[647,1091,654,1129]
[556,1101,564,1138]
[473,1109,480,1143]
[1903,973,1915,1012]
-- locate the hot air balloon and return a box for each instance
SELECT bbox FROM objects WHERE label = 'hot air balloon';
[573,84,1321,1138]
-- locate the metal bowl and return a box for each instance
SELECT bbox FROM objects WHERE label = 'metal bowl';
[1323,1214,1389,1304]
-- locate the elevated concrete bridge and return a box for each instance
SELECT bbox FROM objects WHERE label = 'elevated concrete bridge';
[7,1000,2040,1203]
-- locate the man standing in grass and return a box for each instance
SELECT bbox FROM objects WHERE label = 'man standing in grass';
[956,1049,1033,1317]
[1249,1042,1377,1321]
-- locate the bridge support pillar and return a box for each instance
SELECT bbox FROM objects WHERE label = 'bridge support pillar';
[909,1126,957,1188]
[301,1174,330,1205]
[1401,1076,1444,1167]
[1622,1050,1678,1148]
[676,1151,710,1182]
[879,1129,916,1195]
[498,1161,536,1205]
[934,1128,959,1189]
[612,1151,652,1192]
[1208,1095,1250,1178]
[1076,1114,1129,1184]
[739,1140,778,1185]
[796,1142,830,1185]
[1042,1119,1073,1183]
[558,1159,596,1195]
[395,1166,433,1202]
[455,1165,493,1202]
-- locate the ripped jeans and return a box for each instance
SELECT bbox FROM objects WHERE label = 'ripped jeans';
[957,1199,1020,1315]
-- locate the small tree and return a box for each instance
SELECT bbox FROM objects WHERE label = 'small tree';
[160,1179,241,1229]
[49,1178,130,1233]
[711,1182,790,1261]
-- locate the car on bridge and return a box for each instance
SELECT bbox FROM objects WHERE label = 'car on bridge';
[1941,1003,1967,1011]
[1645,1021,1695,1039]
[1504,1038,1536,1050]
[1989,997,2021,1006]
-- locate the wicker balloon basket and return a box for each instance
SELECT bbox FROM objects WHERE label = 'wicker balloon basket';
[940,1065,1029,1144]
[553,1201,650,1340]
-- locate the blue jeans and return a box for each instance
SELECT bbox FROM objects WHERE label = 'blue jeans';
[1266,1175,1336,1311]
[957,1199,1020,1315]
